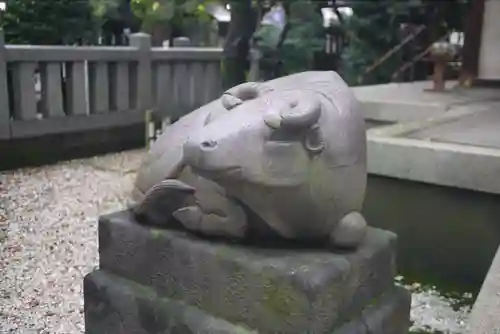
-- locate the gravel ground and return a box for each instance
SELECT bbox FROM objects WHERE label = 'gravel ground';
[398,278,473,333]
[0,149,471,333]
[0,150,144,333]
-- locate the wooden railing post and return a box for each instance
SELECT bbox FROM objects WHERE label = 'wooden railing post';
[0,29,10,139]
[129,33,153,113]
[129,32,154,147]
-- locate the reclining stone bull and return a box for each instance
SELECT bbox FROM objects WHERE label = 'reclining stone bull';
[129,71,368,248]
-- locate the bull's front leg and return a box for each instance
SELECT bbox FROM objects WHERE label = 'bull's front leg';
[173,191,248,238]
[132,179,195,226]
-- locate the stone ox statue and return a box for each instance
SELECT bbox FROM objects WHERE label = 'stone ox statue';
[129,71,368,248]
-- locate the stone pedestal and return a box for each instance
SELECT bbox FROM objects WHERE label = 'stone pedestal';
[84,210,411,334]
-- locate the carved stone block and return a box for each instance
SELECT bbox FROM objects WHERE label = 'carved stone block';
[84,270,410,334]
[85,210,411,334]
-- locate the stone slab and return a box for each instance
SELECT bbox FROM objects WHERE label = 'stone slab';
[353,81,500,124]
[353,81,500,106]
[84,270,411,334]
[98,210,398,334]
[405,107,500,149]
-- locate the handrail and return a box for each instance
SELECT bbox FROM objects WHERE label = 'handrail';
[390,32,452,81]
[357,25,426,85]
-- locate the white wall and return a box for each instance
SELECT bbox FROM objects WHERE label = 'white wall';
[478,0,500,80]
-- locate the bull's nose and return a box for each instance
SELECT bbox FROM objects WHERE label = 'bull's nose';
[200,139,217,150]
[183,138,217,167]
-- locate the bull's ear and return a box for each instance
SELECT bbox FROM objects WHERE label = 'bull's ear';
[221,82,259,111]
[280,97,321,129]
[222,82,273,111]
[304,125,325,153]
[221,94,243,110]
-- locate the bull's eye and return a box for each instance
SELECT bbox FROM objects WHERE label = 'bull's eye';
[304,126,324,153]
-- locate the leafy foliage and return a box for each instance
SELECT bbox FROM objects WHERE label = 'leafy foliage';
[340,0,469,86]
[90,0,121,19]
[1,0,96,45]
[251,0,325,79]
[0,0,220,45]
[280,0,325,75]
[130,0,215,33]
[340,0,406,86]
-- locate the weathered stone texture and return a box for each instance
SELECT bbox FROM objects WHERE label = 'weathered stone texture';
[335,287,411,334]
[84,270,410,334]
[89,210,409,334]
[84,270,256,334]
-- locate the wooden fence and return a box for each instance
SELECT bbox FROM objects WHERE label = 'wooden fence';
[0,31,224,141]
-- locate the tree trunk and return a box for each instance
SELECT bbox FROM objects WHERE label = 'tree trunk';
[222,0,256,90]
[151,23,170,47]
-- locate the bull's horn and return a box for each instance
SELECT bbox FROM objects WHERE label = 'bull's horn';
[280,98,322,128]
[263,110,282,129]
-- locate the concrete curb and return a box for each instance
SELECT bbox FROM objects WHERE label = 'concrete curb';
[465,245,500,334]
